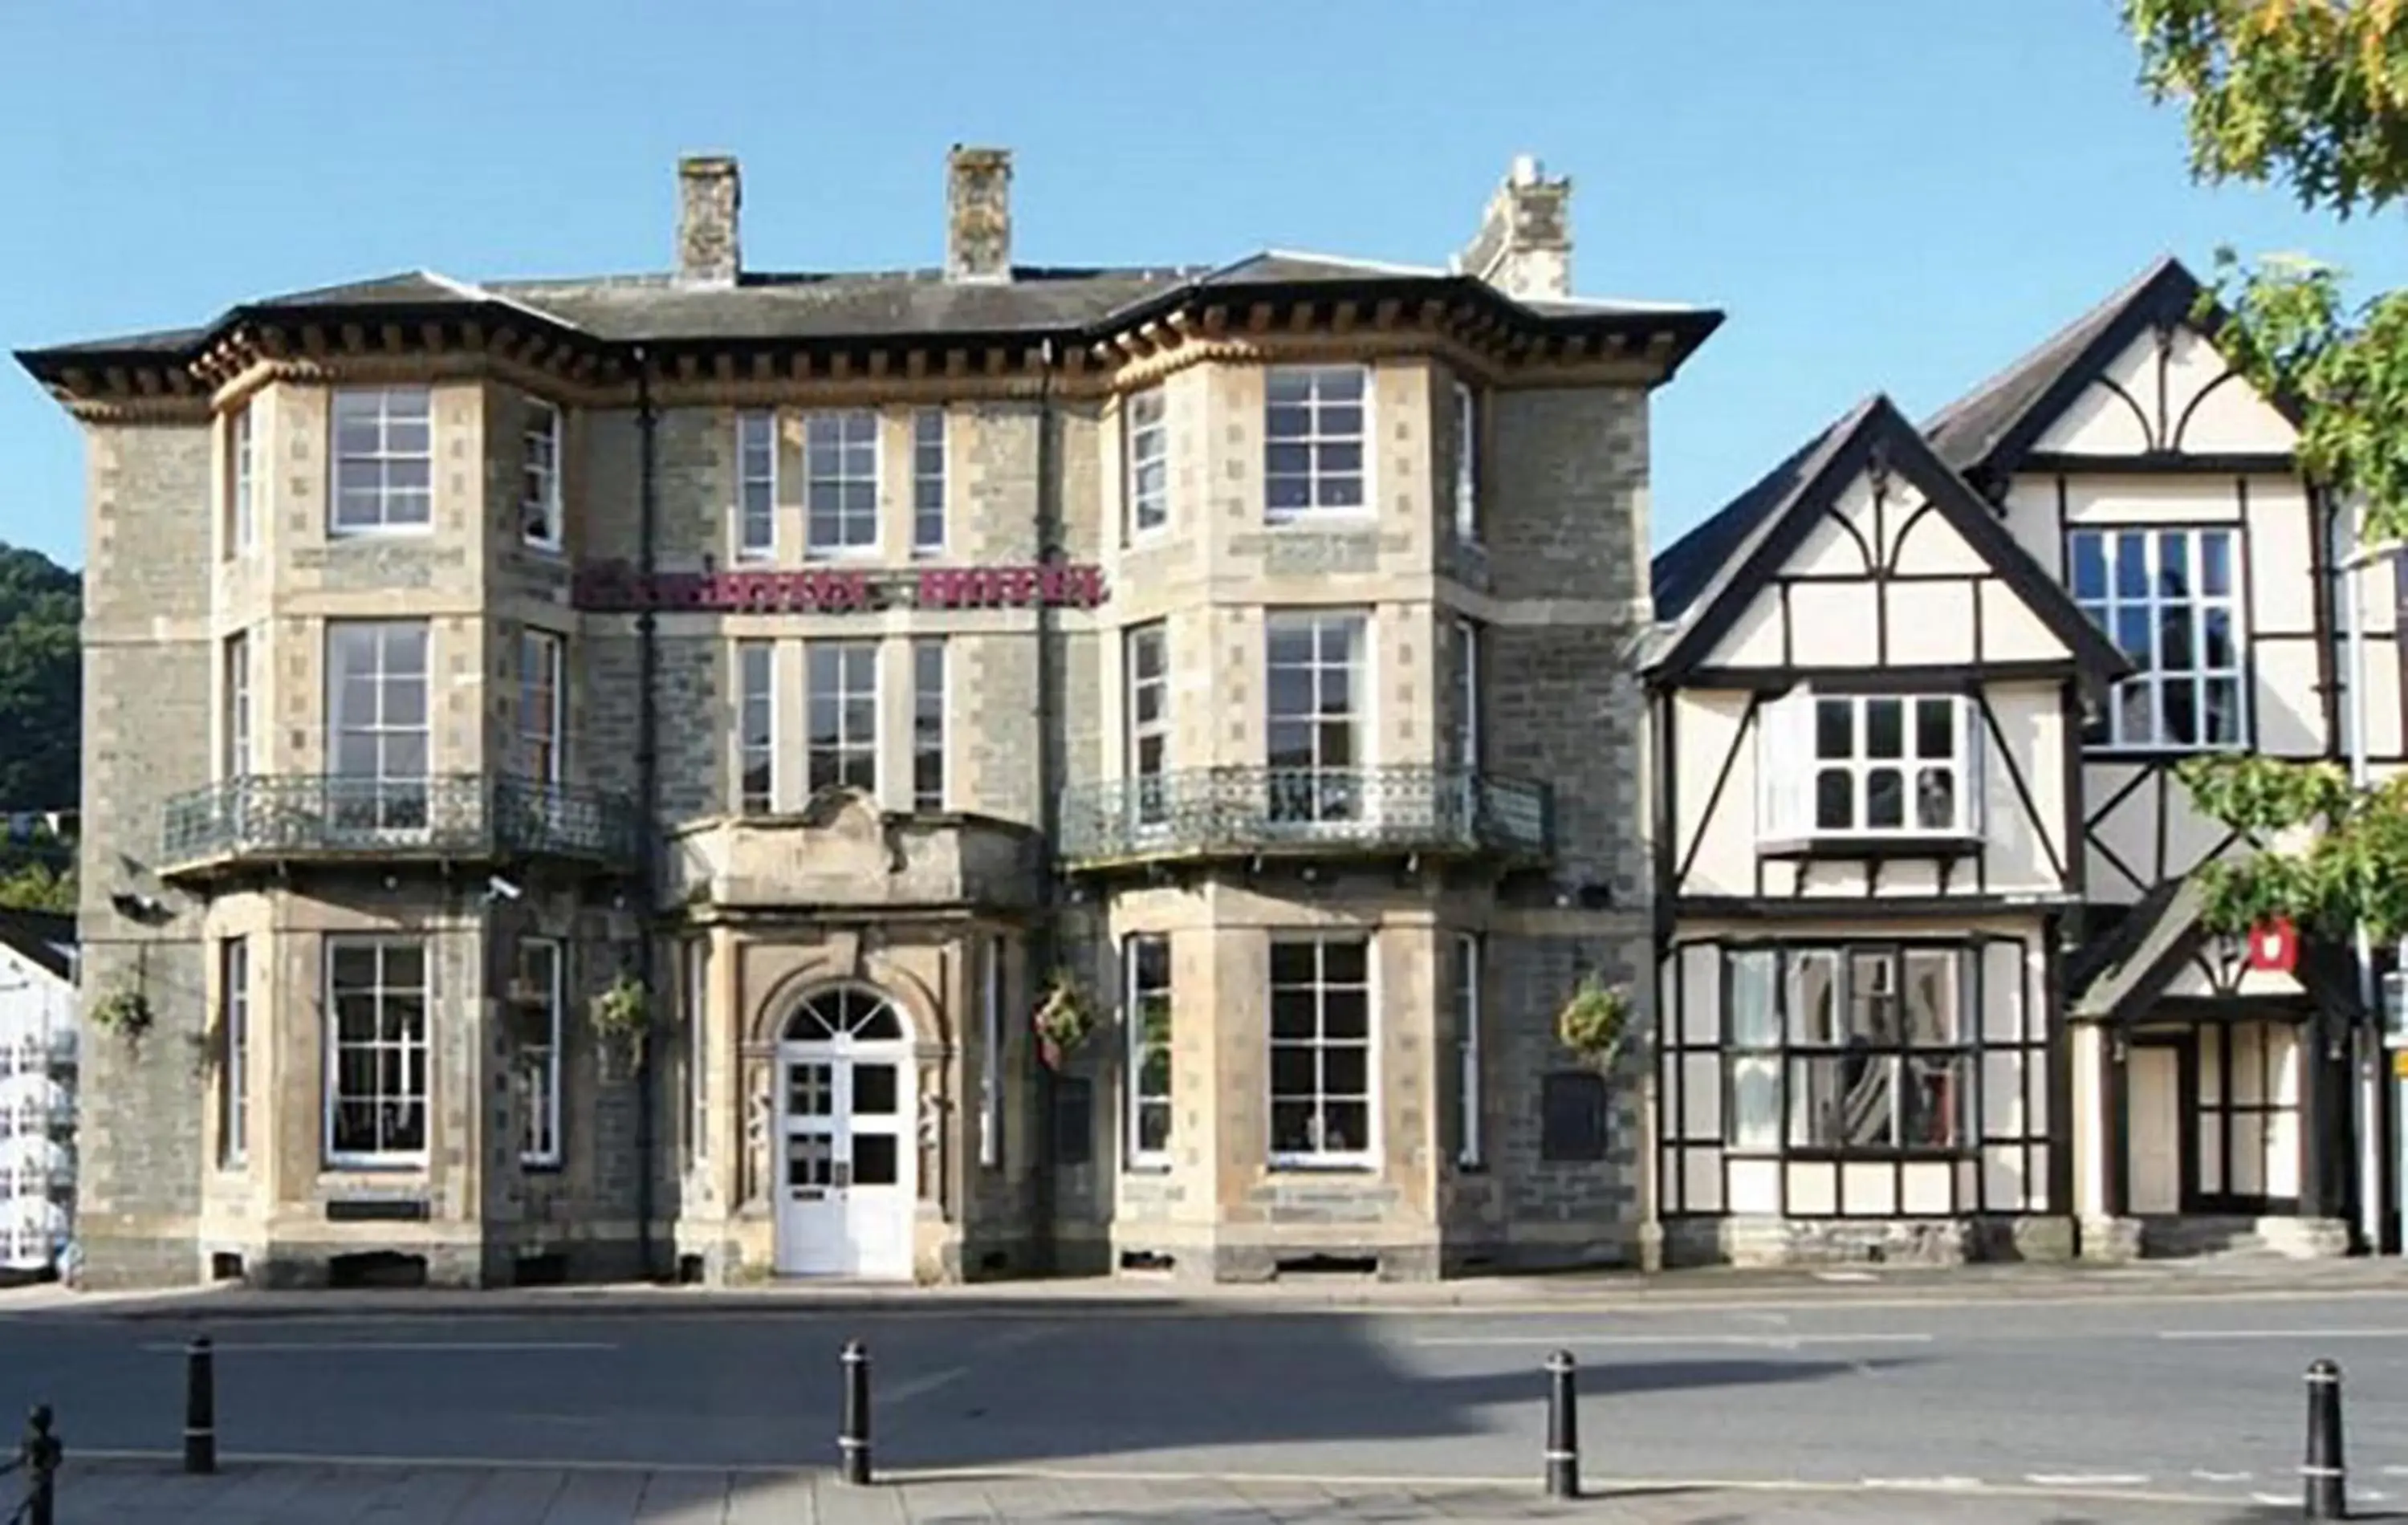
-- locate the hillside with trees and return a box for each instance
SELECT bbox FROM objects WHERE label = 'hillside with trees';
[0,543,79,912]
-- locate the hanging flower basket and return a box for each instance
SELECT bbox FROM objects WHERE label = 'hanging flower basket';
[88,984,153,1047]
[1032,972,1096,1072]
[1556,974,1632,1069]
[588,973,653,1076]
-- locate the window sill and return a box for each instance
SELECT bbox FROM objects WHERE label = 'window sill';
[319,1159,428,1177]
[327,524,434,540]
[520,536,565,558]
[1757,833,1981,861]
[803,547,884,562]
[1267,1157,1378,1173]
[520,1158,563,1175]
[1263,510,1377,529]
[2083,742,2251,760]
[1122,1159,1173,1176]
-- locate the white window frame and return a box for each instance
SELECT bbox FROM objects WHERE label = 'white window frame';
[1759,690,1979,843]
[515,937,563,1167]
[326,621,431,835]
[323,937,430,1168]
[521,398,563,550]
[519,629,564,783]
[1126,387,1169,537]
[219,937,249,1169]
[230,404,256,554]
[2070,525,2247,751]
[1125,623,1169,826]
[222,632,251,780]
[806,640,879,795]
[1125,933,1173,1168]
[1267,935,1377,1169]
[912,638,946,811]
[911,408,946,556]
[1264,610,1370,827]
[737,640,775,814]
[735,411,777,562]
[804,409,881,558]
[1264,364,1369,523]
[1451,379,1479,543]
[1454,933,1482,1169]
[685,937,710,1165]
[329,387,433,535]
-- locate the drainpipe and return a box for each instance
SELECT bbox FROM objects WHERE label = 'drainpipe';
[1029,338,1062,1274]
[633,346,661,1279]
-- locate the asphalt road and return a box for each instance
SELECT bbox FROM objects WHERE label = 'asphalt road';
[6,1288,2408,1512]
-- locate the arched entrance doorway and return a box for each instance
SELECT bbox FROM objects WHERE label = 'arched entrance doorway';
[773,986,917,1279]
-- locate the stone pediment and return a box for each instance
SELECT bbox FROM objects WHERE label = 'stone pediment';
[662,790,1043,913]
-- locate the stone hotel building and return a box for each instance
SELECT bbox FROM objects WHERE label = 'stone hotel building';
[18,149,1719,1287]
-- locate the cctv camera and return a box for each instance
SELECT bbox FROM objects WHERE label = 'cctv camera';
[486,875,523,903]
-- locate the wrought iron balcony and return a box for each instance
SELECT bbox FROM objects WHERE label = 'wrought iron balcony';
[1056,765,1553,871]
[159,774,641,878]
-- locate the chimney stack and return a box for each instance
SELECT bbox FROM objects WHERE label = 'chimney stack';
[676,154,742,288]
[1458,154,1572,302]
[945,145,1013,283]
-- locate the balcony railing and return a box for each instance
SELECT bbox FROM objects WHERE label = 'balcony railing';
[160,774,641,875]
[1057,765,1553,870]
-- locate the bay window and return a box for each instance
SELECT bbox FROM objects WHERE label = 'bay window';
[1759,689,1979,844]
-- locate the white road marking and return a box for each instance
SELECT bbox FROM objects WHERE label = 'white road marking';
[1815,1271,1881,1283]
[2191,1470,2254,1482]
[137,1340,617,1354]
[879,1365,970,1406]
[2026,1472,2150,1486]
[2253,1492,2295,1507]
[1861,1475,1983,1490]
[1413,1332,1934,1349]
[2157,1327,2408,1341]
[2382,1464,2408,1477]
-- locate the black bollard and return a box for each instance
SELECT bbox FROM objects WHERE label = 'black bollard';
[2304,1357,2346,1519]
[1543,1349,1580,1499]
[838,1340,872,1486]
[22,1405,57,1525]
[184,1335,216,1475]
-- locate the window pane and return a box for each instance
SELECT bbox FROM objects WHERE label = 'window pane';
[1814,700,1853,759]
[1865,767,1904,828]
[1815,770,1853,830]
[1865,701,1904,759]
[1729,951,1779,1047]
[1914,699,1954,759]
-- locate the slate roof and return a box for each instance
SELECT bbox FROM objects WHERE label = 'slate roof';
[1921,255,2193,477]
[22,250,1720,365]
[1650,254,2204,626]
[0,910,74,984]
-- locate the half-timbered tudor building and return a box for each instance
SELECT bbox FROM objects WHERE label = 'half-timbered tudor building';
[1646,256,2397,1265]
[18,148,1719,1289]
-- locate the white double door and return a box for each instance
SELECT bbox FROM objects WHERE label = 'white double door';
[773,1043,915,1280]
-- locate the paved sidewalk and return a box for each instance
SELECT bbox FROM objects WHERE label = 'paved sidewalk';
[13,1252,2408,1324]
[26,1459,2312,1523]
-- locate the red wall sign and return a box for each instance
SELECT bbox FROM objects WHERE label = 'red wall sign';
[572,560,1108,614]
[2246,918,2298,974]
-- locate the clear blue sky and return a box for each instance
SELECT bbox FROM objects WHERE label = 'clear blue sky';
[7,0,2407,572]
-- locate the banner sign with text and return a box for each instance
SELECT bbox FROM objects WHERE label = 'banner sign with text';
[572,561,1109,614]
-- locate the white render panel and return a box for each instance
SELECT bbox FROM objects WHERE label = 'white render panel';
[1784,580,1879,665]
[1681,1148,1724,1213]
[2000,478,2063,576]
[1902,1161,1953,1215]
[1678,942,1721,1046]
[1672,690,1755,897]
[2256,640,2326,756]
[2083,760,2158,902]
[2032,372,2154,455]
[1977,581,2068,664]
[1882,580,1976,665]
[1789,504,1878,577]
[1889,500,1991,575]
[1715,588,1787,667]
[2061,475,2243,525]
[2161,958,2306,1001]
[2030,324,2296,457]
[2246,478,2318,634]
[1727,1157,1779,1214]
[1841,1162,1895,1217]
[1976,681,2072,897]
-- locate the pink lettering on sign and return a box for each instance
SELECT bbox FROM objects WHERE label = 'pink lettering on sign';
[571,560,1108,614]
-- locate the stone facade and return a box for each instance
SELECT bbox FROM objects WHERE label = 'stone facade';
[24,148,1718,1289]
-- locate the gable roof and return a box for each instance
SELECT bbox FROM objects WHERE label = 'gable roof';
[1645,392,2133,688]
[0,910,73,984]
[1921,254,2303,486]
[2067,879,2354,1024]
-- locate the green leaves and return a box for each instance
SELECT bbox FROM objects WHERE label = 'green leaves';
[2180,761,2408,943]
[0,543,79,815]
[2128,0,2408,218]
[0,861,71,914]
